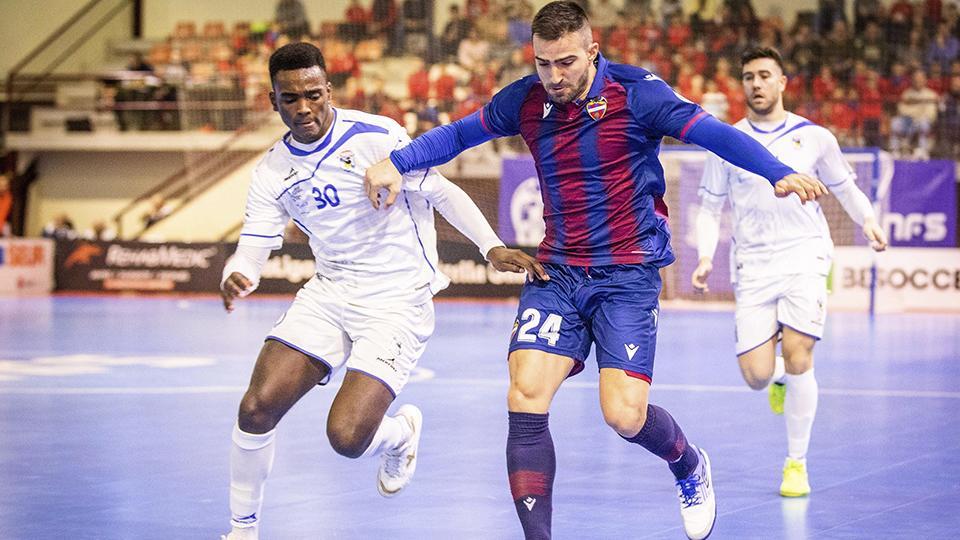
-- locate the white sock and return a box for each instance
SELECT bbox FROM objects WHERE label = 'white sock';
[360,413,409,458]
[771,355,786,385]
[784,369,818,461]
[230,424,276,529]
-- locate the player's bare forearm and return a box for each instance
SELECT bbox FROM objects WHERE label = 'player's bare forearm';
[774,173,828,203]
[487,246,549,281]
[364,159,403,209]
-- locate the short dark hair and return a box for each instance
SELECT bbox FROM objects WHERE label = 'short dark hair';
[740,47,785,73]
[269,42,326,85]
[532,1,590,41]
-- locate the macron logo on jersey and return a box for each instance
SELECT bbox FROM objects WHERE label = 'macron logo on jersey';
[625,343,640,360]
[542,102,553,119]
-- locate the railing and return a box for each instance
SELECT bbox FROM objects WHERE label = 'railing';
[109,109,272,239]
[2,0,134,146]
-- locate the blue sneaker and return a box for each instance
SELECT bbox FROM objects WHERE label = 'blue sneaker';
[676,446,716,540]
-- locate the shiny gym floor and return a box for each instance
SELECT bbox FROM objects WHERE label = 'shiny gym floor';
[1,295,957,539]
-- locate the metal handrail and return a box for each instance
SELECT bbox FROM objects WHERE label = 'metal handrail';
[113,109,272,239]
[2,0,131,145]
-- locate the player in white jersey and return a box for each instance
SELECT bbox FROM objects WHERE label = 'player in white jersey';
[691,47,888,498]
[219,43,546,540]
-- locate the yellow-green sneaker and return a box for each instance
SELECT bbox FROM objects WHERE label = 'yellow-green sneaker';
[769,382,785,415]
[780,458,811,497]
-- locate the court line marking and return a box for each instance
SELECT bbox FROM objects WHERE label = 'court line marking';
[0,378,958,398]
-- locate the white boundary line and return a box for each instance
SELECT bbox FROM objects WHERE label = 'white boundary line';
[0,379,958,399]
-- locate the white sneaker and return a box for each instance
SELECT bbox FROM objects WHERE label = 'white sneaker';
[377,404,423,497]
[676,445,716,540]
[221,513,259,540]
[220,525,258,540]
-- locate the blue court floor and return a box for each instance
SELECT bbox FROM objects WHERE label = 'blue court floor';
[0,295,958,539]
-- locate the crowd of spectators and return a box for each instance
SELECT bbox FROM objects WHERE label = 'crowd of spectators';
[107,0,960,159]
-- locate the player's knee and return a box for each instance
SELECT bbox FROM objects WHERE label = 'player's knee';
[742,372,769,391]
[237,392,281,433]
[784,355,813,375]
[326,421,371,459]
[507,378,549,412]
[603,405,647,438]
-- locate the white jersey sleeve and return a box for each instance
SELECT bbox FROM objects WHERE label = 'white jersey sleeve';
[815,130,875,226]
[221,243,272,293]
[405,168,504,259]
[696,153,729,261]
[393,127,504,259]
[237,167,289,250]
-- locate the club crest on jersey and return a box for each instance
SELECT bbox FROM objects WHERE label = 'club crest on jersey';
[586,96,607,120]
[339,149,355,170]
[792,135,803,148]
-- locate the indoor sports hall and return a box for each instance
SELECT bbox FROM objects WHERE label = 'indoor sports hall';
[1,1,958,539]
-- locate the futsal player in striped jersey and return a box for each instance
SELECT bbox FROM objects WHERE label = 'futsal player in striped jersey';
[365,3,828,538]
[691,47,887,498]
[219,42,544,540]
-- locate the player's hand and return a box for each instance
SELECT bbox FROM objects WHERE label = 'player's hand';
[774,173,828,204]
[486,246,550,282]
[364,158,403,210]
[862,217,888,252]
[220,272,253,313]
[691,257,713,293]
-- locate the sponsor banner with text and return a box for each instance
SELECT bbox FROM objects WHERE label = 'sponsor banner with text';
[235,240,530,297]
[831,246,960,311]
[883,160,956,247]
[0,238,55,294]
[56,240,225,292]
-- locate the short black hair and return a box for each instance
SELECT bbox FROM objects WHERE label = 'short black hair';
[269,42,326,85]
[532,1,590,41]
[740,47,785,73]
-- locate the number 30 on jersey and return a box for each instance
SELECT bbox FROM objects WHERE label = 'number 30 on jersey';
[514,308,562,346]
[312,184,340,209]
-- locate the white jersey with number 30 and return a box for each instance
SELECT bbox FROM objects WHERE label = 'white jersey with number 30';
[236,108,500,304]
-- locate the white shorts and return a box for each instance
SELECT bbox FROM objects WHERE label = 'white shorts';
[733,273,827,356]
[266,275,435,396]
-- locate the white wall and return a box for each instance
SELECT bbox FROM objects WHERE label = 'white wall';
[0,0,133,78]
[26,151,187,236]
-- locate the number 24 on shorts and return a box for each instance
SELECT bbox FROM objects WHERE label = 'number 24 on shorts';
[515,308,563,346]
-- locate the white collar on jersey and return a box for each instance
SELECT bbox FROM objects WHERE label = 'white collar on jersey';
[746,116,789,134]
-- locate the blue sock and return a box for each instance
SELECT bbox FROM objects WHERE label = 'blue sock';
[621,404,700,480]
[507,412,554,540]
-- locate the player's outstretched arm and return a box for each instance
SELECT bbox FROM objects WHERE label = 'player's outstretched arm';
[487,246,549,281]
[364,158,403,209]
[684,116,828,203]
[773,173,829,204]
[221,272,254,313]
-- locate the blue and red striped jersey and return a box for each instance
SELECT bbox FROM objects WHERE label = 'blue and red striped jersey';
[478,54,708,267]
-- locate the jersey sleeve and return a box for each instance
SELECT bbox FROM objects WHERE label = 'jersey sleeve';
[388,78,532,174]
[696,153,728,261]
[815,129,875,225]
[698,152,731,201]
[412,168,505,258]
[237,168,288,250]
[815,128,857,187]
[476,77,531,137]
[627,74,708,140]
